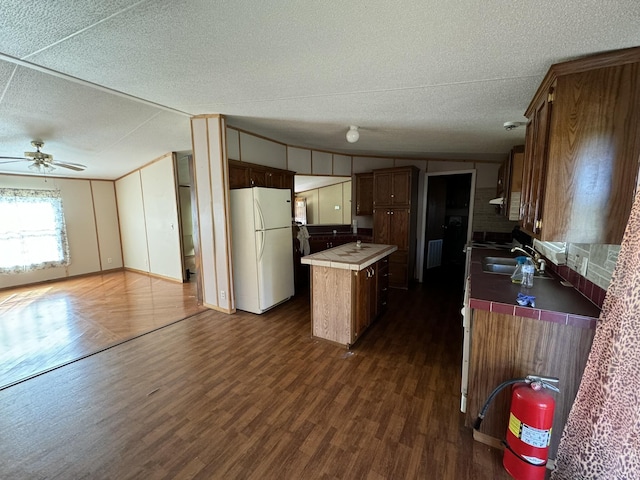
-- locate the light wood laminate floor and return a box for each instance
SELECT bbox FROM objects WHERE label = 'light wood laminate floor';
[0,270,510,479]
[0,271,206,389]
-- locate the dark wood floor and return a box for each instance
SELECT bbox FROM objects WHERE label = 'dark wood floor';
[0,268,509,479]
[0,271,206,389]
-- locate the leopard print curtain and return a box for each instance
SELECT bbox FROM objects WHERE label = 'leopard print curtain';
[551,189,640,479]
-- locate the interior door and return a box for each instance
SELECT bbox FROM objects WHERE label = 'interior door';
[425,176,447,270]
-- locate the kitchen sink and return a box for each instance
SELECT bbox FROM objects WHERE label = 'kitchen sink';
[481,256,552,279]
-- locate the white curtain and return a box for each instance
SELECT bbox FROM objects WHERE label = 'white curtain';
[0,188,70,274]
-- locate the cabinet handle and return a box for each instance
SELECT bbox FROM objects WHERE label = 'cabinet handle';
[390,211,394,215]
[391,194,395,198]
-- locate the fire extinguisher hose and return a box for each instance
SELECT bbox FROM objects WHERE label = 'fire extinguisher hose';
[473,377,526,431]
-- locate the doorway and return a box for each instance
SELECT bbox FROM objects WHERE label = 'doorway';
[423,172,473,282]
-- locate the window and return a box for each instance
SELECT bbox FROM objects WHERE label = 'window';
[0,188,70,274]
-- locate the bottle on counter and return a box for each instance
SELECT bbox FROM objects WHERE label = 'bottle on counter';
[510,256,526,284]
[521,257,535,288]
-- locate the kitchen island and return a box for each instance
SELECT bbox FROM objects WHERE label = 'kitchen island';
[301,242,397,348]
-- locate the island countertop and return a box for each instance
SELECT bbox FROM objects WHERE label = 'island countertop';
[301,242,397,271]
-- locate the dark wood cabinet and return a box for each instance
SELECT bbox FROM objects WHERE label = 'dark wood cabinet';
[354,172,373,215]
[521,89,553,236]
[497,145,525,220]
[373,168,412,208]
[228,160,294,190]
[376,257,389,315]
[373,166,419,289]
[521,47,640,243]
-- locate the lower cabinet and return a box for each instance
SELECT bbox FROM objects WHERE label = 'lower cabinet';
[465,309,595,459]
[310,258,389,348]
[374,208,412,288]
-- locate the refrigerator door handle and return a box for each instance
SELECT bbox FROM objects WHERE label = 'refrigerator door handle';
[257,230,265,262]
[255,199,265,231]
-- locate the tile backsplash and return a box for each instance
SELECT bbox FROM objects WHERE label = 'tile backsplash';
[542,242,619,309]
[566,243,619,291]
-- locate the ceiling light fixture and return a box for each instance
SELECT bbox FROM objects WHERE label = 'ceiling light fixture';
[503,121,527,131]
[346,126,360,143]
[28,161,55,174]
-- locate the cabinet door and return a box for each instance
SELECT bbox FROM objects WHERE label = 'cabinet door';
[521,87,553,236]
[373,172,392,207]
[228,162,250,189]
[391,170,411,206]
[373,209,389,243]
[250,167,267,187]
[355,173,374,215]
[353,268,372,343]
[389,209,410,250]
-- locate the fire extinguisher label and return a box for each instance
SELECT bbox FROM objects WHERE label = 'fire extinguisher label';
[509,413,551,448]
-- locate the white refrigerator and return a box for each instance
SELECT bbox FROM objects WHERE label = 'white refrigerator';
[230,187,295,314]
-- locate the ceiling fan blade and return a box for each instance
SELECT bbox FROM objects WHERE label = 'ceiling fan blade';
[0,159,29,165]
[0,156,28,161]
[52,161,86,171]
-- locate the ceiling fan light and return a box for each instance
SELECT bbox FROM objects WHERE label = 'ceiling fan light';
[28,162,55,174]
[346,126,360,143]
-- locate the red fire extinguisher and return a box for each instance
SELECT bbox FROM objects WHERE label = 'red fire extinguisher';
[474,375,559,480]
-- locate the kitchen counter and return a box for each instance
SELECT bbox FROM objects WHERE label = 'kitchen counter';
[301,242,397,271]
[469,247,600,329]
[465,246,599,459]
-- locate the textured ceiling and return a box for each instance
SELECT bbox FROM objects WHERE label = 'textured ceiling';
[0,0,639,179]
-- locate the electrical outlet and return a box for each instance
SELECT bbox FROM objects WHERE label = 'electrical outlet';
[579,257,589,276]
[220,290,226,300]
[107,257,112,264]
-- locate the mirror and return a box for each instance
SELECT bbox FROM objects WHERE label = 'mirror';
[294,176,351,225]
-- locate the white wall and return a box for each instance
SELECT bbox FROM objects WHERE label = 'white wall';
[115,171,149,273]
[0,174,122,288]
[115,154,183,282]
[91,180,123,270]
[140,155,183,281]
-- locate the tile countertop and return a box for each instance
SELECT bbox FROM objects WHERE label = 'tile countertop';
[469,248,601,329]
[301,242,397,271]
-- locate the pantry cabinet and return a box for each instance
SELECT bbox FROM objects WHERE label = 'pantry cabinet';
[373,166,419,289]
[520,47,640,243]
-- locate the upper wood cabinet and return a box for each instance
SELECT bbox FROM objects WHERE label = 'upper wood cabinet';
[228,160,294,191]
[521,47,640,243]
[497,145,524,221]
[354,172,373,215]
[373,167,414,207]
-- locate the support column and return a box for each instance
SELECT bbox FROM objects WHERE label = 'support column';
[190,114,234,313]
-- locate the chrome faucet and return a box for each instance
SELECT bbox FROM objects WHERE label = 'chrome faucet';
[511,245,546,272]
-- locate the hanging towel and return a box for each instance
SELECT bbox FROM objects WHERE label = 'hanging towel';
[297,225,310,256]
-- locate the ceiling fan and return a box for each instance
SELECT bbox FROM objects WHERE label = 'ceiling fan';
[0,140,87,173]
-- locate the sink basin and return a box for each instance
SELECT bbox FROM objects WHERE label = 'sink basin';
[482,256,552,279]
